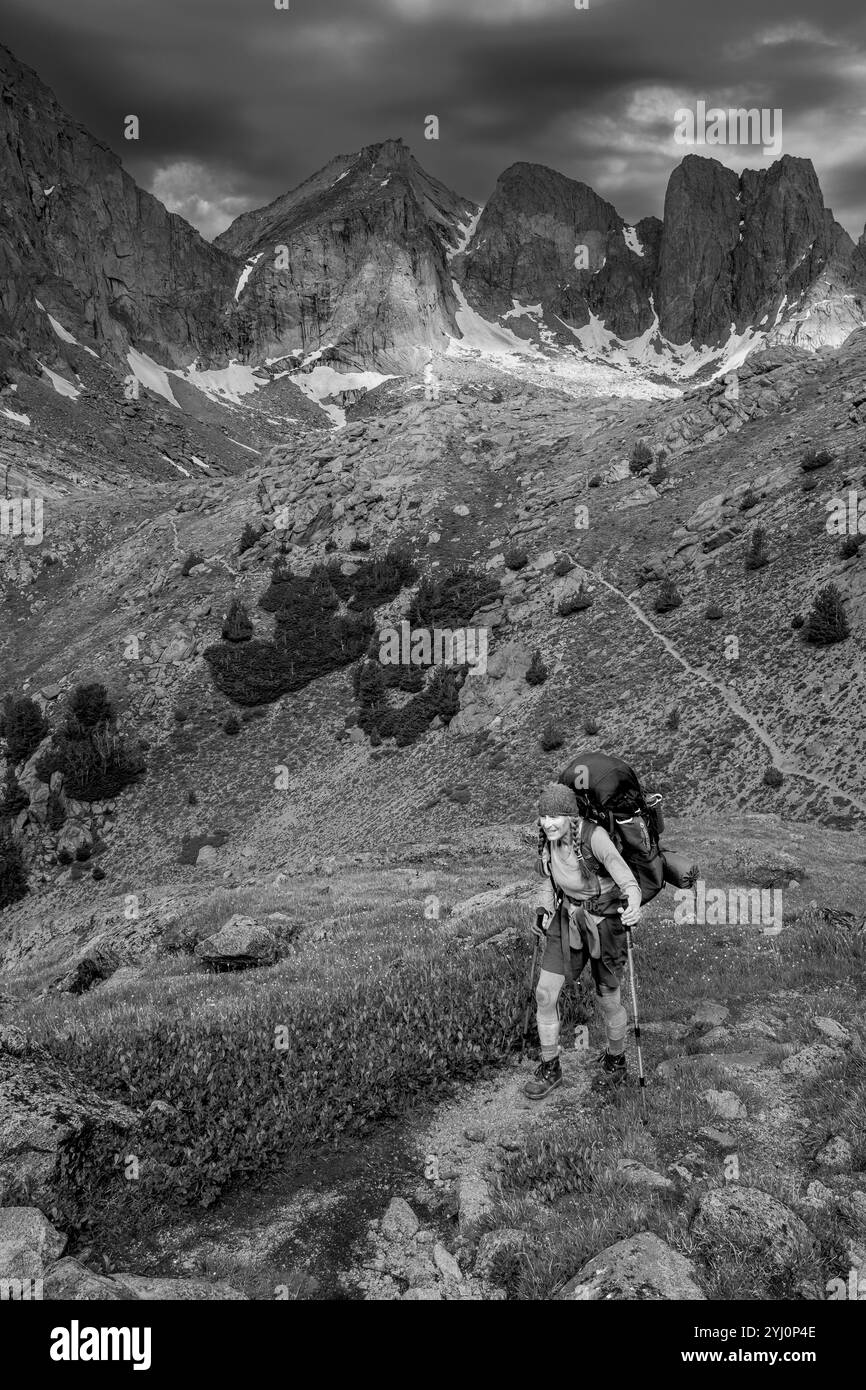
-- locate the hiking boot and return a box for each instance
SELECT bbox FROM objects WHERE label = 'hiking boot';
[523,1055,562,1100]
[593,1050,627,1087]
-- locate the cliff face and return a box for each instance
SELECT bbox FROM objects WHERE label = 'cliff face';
[1,37,864,387]
[215,138,477,372]
[453,162,659,341]
[0,44,238,374]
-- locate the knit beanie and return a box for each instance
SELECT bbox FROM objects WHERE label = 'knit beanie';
[537,782,579,818]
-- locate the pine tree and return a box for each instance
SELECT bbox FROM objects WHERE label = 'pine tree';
[222,596,253,642]
[654,579,682,613]
[0,830,28,909]
[526,650,549,686]
[803,584,850,645]
[744,526,769,571]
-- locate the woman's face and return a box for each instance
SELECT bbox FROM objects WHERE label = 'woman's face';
[540,814,570,842]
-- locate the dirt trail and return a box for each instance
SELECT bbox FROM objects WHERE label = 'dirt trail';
[588,568,866,818]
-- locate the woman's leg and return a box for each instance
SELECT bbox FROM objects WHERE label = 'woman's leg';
[597,983,627,1056]
[535,969,565,1061]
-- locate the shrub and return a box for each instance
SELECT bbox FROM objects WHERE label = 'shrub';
[541,724,564,751]
[667,708,680,731]
[649,463,668,486]
[181,551,205,577]
[0,830,28,909]
[504,545,529,571]
[65,682,115,734]
[222,597,253,643]
[802,584,850,645]
[801,476,820,493]
[409,565,500,627]
[553,556,574,577]
[350,538,371,552]
[629,440,653,475]
[791,614,805,629]
[800,448,833,472]
[238,522,262,554]
[173,705,188,725]
[36,919,530,1215]
[1,774,29,819]
[588,474,602,488]
[839,535,864,560]
[209,568,373,705]
[744,526,769,571]
[739,488,759,511]
[223,715,240,735]
[705,603,724,621]
[584,717,600,736]
[327,547,417,610]
[38,727,146,802]
[763,767,784,788]
[1,696,48,765]
[526,651,548,687]
[558,586,593,616]
[654,579,682,613]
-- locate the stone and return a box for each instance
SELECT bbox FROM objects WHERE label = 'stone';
[780,1043,844,1080]
[196,844,218,867]
[813,1017,850,1043]
[194,916,277,969]
[802,1181,835,1211]
[401,1286,442,1299]
[692,1187,812,1270]
[43,1258,130,1300]
[463,1126,486,1144]
[110,1274,248,1300]
[815,1136,854,1171]
[690,1001,729,1026]
[558,1232,705,1301]
[458,1174,493,1235]
[616,1159,674,1191]
[698,1127,736,1149]
[702,1088,747,1120]
[0,1052,139,1210]
[433,1243,462,1282]
[0,1207,67,1279]
[0,1025,27,1056]
[380,1197,420,1242]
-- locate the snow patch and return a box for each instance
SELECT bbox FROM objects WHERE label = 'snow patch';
[448,207,483,261]
[288,365,396,429]
[126,349,180,408]
[174,359,268,405]
[448,282,536,356]
[161,454,190,477]
[34,300,98,356]
[36,360,81,400]
[1,408,30,426]
[623,225,645,257]
[43,185,55,195]
[234,252,264,302]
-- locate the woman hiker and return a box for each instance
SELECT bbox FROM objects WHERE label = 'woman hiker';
[525,782,642,1100]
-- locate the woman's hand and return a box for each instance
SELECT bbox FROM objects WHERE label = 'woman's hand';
[621,901,641,927]
[531,909,553,939]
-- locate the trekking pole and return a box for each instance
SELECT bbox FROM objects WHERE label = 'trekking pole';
[520,912,544,1056]
[620,897,648,1126]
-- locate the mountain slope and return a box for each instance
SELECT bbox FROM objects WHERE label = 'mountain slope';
[214,138,477,371]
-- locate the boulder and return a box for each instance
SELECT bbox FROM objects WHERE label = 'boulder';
[815,1136,854,1171]
[43,1258,130,1300]
[692,1187,812,1269]
[558,1232,705,1300]
[702,1088,747,1120]
[110,1274,248,1300]
[0,1051,139,1209]
[380,1197,420,1242]
[780,1043,844,1080]
[616,1159,675,1191]
[56,824,93,860]
[690,1001,729,1027]
[0,1207,67,1279]
[42,1259,248,1300]
[194,916,277,969]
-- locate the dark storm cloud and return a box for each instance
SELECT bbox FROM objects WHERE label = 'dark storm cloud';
[3,0,865,239]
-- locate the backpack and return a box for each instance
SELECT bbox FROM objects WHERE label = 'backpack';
[557,751,667,908]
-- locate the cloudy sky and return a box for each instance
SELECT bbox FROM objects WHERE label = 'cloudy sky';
[4,0,865,240]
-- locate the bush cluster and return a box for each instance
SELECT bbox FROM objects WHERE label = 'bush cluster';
[42,935,530,1213]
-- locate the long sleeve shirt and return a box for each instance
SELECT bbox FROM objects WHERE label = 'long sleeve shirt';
[536,821,641,918]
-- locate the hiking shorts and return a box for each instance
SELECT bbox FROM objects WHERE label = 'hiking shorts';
[540,900,627,995]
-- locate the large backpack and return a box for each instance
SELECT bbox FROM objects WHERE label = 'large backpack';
[557,751,667,907]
